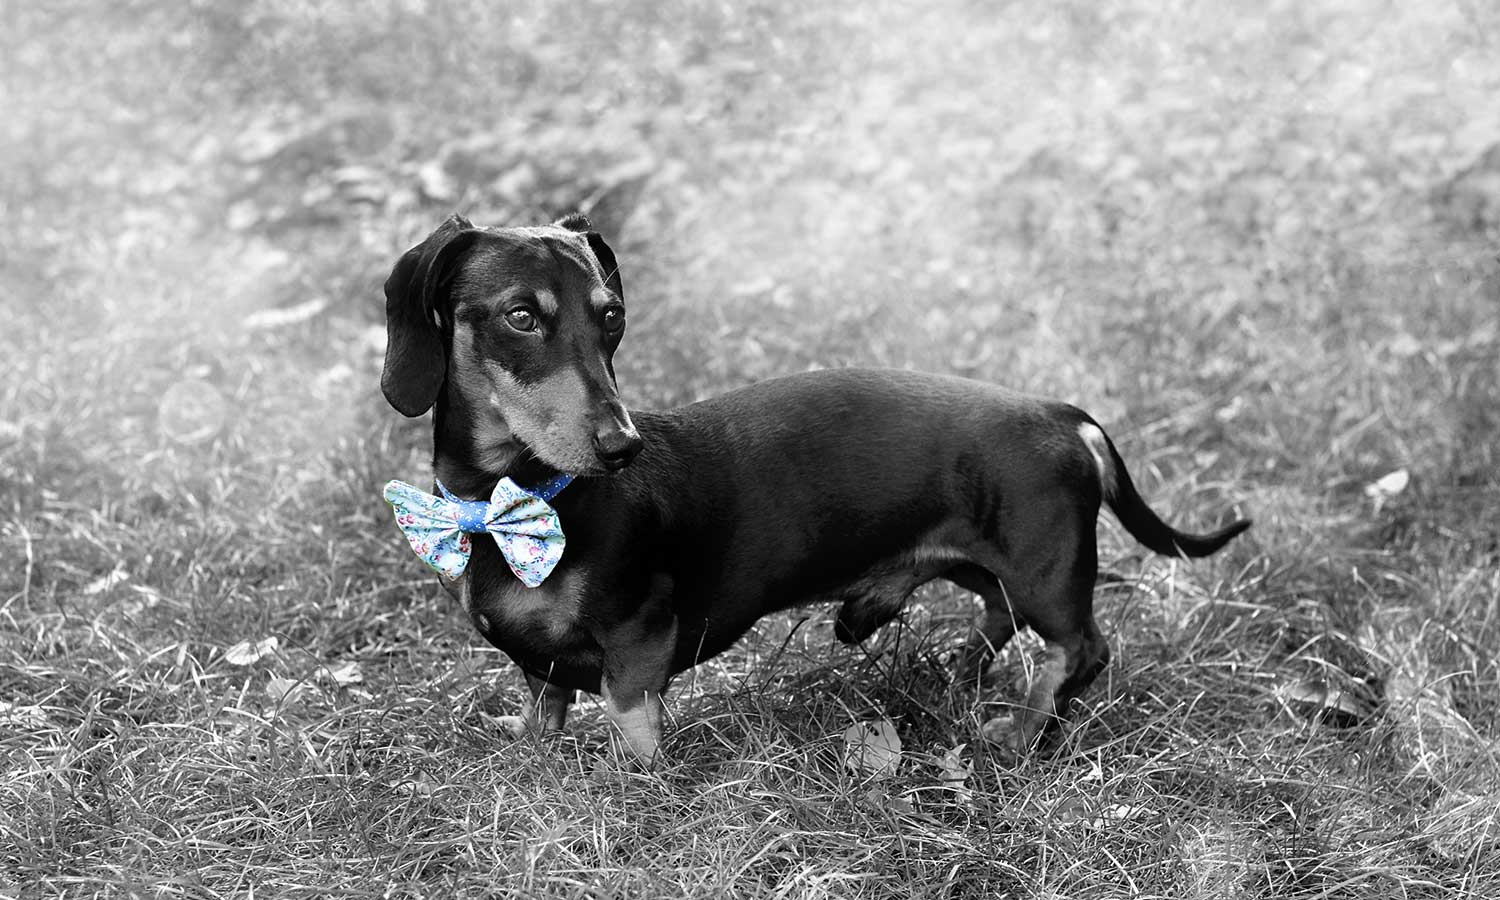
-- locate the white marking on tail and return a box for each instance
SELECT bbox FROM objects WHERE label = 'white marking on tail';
[1078,423,1117,500]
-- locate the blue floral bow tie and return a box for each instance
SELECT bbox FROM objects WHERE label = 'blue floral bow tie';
[382,474,572,587]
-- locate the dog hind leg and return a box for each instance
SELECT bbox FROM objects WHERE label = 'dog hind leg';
[981,527,1109,754]
[947,563,1022,686]
[833,589,909,645]
[983,619,1109,753]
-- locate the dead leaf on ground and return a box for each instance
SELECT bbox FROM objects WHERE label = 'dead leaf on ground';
[265,676,307,704]
[844,718,902,778]
[224,636,279,666]
[937,743,973,802]
[1054,798,1155,827]
[243,297,329,331]
[1364,468,1410,513]
[157,378,228,445]
[0,702,49,729]
[82,562,129,596]
[1275,677,1376,727]
[319,661,363,686]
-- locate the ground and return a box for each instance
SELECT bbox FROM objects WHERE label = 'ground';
[2,1,1499,897]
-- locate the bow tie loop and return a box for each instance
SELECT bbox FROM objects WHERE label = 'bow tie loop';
[383,476,571,586]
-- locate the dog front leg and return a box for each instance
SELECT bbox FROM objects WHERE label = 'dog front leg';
[601,676,668,762]
[523,671,575,733]
[487,668,575,740]
[600,574,677,763]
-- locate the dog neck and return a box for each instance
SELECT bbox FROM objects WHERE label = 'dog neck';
[431,386,560,500]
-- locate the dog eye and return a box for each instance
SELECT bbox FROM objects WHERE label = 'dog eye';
[602,306,625,332]
[505,309,538,332]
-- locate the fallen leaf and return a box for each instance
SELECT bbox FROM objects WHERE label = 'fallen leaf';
[320,661,363,686]
[82,562,129,596]
[157,378,228,445]
[864,784,917,815]
[418,159,459,202]
[226,199,260,231]
[937,743,972,802]
[0,702,49,729]
[265,676,305,704]
[128,583,166,607]
[395,777,435,799]
[224,636,279,666]
[1364,468,1410,513]
[1275,678,1373,727]
[243,297,329,331]
[1385,334,1423,358]
[1054,798,1154,827]
[1096,803,1153,824]
[844,718,902,778]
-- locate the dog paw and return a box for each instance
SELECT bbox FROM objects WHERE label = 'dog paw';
[491,714,530,739]
[980,714,1029,760]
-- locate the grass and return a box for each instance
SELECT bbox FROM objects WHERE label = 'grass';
[3,0,1499,896]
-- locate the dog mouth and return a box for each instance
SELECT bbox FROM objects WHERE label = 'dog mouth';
[597,454,634,473]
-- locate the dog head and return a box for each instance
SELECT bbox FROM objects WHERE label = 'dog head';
[381,213,642,475]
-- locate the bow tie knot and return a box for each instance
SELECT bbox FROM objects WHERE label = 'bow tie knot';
[383,475,572,587]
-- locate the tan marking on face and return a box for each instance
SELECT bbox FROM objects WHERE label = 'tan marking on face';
[452,318,611,474]
[533,289,558,318]
[1077,423,1116,500]
[483,363,599,473]
[590,287,615,311]
[449,323,519,469]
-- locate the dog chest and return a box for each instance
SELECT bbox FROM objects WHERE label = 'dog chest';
[463,560,596,662]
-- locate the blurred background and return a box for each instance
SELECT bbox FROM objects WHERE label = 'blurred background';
[6,0,1499,486]
[5,0,1497,624]
[3,0,1499,892]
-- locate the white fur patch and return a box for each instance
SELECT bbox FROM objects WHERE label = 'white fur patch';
[1078,423,1116,500]
[602,683,662,761]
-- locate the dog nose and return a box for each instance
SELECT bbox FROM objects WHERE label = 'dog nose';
[593,427,643,470]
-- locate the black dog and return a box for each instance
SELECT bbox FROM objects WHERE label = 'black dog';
[381,213,1249,759]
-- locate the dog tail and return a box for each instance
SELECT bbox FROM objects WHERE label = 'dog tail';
[1077,419,1251,558]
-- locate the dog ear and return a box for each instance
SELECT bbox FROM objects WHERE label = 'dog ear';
[553,212,592,233]
[553,214,624,302]
[584,231,624,302]
[381,214,480,417]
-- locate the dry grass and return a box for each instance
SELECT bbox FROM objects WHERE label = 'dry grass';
[3,1,1499,897]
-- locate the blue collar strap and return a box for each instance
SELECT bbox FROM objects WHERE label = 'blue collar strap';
[435,474,574,531]
[524,473,574,503]
[438,474,573,510]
